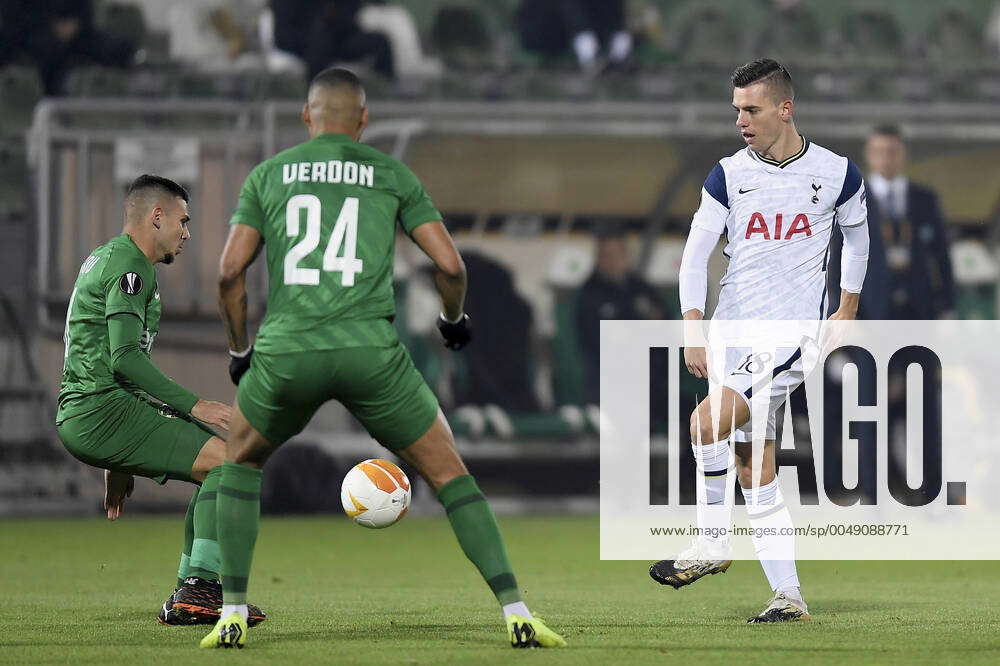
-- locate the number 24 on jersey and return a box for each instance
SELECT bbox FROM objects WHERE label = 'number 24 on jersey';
[284,194,364,286]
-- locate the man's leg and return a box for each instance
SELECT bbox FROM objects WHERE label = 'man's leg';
[200,402,279,647]
[650,387,748,588]
[690,388,748,543]
[160,486,201,623]
[168,449,223,625]
[735,441,808,622]
[177,489,199,588]
[396,410,565,648]
[159,436,266,627]
[163,436,226,625]
[188,467,222,580]
[215,403,278,624]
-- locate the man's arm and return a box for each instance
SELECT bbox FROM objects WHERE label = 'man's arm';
[410,221,470,350]
[826,226,845,314]
[678,226,718,378]
[829,221,869,321]
[107,313,231,428]
[830,160,868,321]
[410,221,466,321]
[679,163,729,378]
[218,224,263,353]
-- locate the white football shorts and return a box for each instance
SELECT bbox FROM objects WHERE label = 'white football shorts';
[709,344,806,442]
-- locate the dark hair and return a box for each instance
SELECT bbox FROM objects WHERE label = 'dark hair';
[731,58,794,102]
[310,66,365,95]
[871,124,903,140]
[126,174,189,203]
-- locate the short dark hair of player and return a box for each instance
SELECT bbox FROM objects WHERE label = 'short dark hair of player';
[870,124,904,141]
[126,174,189,204]
[731,58,794,103]
[309,66,365,97]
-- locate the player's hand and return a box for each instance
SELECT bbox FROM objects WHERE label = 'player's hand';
[228,346,253,385]
[438,313,471,350]
[684,346,708,379]
[104,469,134,521]
[827,307,856,321]
[192,400,232,430]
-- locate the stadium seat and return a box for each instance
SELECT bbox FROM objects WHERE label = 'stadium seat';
[838,9,904,62]
[96,2,149,49]
[669,2,750,67]
[0,66,44,138]
[752,4,825,67]
[926,7,986,63]
[430,5,494,70]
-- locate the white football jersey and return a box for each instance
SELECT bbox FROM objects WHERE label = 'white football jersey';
[691,138,867,320]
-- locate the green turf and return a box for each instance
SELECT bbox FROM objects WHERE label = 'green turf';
[2,515,998,664]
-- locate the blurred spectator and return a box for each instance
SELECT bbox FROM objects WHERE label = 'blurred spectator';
[0,0,135,95]
[270,0,393,80]
[826,126,952,504]
[161,0,264,72]
[452,252,539,413]
[576,230,665,404]
[516,0,633,72]
[829,125,955,320]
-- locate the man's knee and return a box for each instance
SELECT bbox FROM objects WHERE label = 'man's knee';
[227,437,276,468]
[192,436,226,479]
[397,414,469,491]
[690,409,721,446]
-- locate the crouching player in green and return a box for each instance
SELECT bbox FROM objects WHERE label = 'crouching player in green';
[56,175,265,627]
[202,68,565,649]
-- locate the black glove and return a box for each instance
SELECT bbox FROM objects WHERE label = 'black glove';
[228,346,254,385]
[437,313,471,350]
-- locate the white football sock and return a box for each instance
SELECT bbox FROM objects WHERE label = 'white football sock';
[693,440,734,544]
[743,479,800,593]
[502,601,532,621]
[221,604,248,623]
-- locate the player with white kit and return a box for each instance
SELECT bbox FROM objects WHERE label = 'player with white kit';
[648,59,870,622]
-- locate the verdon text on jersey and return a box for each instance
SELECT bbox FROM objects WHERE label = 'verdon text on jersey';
[281,161,374,187]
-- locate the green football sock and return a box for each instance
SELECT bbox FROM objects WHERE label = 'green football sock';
[217,461,262,605]
[438,475,522,606]
[188,466,222,581]
[176,487,198,588]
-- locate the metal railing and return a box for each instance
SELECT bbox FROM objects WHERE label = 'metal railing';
[29,98,1000,334]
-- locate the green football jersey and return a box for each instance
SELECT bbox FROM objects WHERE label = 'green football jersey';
[57,234,161,422]
[231,132,441,353]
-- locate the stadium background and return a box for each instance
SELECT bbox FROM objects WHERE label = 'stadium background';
[2,0,999,518]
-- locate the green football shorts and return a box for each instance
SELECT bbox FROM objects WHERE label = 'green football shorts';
[236,343,439,450]
[57,391,214,484]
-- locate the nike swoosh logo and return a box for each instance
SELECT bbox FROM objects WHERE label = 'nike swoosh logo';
[738,187,759,194]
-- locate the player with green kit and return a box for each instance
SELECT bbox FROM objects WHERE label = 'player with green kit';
[204,67,565,649]
[56,175,264,627]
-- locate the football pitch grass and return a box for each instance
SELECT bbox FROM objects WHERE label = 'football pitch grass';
[3,515,998,665]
